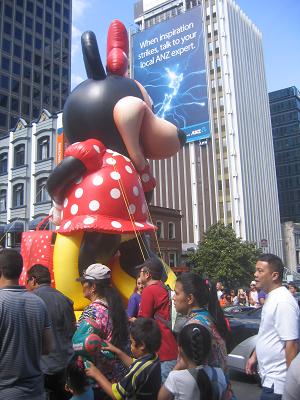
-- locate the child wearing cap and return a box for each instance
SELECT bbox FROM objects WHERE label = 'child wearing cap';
[85,318,162,399]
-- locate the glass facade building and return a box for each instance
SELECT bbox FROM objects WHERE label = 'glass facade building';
[269,86,300,223]
[0,0,72,137]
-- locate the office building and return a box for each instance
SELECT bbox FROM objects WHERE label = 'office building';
[269,86,300,223]
[0,0,72,137]
[132,0,283,257]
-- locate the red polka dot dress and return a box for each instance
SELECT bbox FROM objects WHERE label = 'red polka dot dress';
[58,139,156,235]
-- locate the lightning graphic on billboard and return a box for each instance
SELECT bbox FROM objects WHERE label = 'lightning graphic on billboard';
[133,6,210,143]
[157,67,183,119]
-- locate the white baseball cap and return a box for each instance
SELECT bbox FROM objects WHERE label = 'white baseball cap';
[250,281,256,286]
[76,263,111,282]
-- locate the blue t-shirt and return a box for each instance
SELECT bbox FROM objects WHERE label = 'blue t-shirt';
[127,292,141,318]
[70,386,94,400]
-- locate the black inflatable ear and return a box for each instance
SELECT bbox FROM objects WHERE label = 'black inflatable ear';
[81,31,106,80]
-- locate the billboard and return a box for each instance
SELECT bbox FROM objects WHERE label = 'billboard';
[132,6,210,143]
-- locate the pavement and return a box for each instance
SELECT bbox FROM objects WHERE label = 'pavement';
[230,370,261,400]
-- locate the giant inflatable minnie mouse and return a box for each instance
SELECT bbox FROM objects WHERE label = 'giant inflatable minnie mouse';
[46,20,185,310]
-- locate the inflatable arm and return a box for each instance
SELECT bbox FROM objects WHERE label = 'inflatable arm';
[46,157,86,205]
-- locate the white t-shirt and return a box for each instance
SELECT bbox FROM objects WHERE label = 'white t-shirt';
[256,286,300,395]
[164,365,227,400]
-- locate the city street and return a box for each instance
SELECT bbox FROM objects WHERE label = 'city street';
[230,370,261,399]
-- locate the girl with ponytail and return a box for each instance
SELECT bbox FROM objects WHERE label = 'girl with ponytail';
[173,272,229,372]
[158,324,227,399]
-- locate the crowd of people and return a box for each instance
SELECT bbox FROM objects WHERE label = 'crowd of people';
[0,248,299,400]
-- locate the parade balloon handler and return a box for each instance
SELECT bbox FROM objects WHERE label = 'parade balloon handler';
[85,318,162,400]
[73,264,129,400]
[46,19,186,297]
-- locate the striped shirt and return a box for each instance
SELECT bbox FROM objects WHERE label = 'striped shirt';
[112,354,161,399]
[0,286,51,399]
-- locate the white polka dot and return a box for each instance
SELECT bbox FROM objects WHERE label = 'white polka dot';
[125,165,133,174]
[129,204,136,214]
[123,155,130,162]
[110,171,120,180]
[83,217,95,225]
[135,222,144,228]
[93,175,103,186]
[75,188,83,198]
[89,200,100,211]
[93,144,100,153]
[106,157,116,165]
[39,249,41,253]
[41,255,44,258]
[63,221,72,229]
[44,245,47,248]
[142,203,147,214]
[142,173,150,183]
[45,235,49,239]
[63,198,68,208]
[110,188,121,199]
[111,221,122,229]
[75,177,83,185]
[71,204,78,215]
[106,149,114,154]
[133,186,139,196]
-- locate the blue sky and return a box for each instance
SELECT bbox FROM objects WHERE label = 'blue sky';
[71,0,300,93]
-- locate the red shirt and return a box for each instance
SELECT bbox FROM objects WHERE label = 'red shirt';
[138,281,178,361]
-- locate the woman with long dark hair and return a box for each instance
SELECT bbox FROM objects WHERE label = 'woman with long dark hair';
[158,324,227,399]
[173,272,229,372]
[75,263,128,400]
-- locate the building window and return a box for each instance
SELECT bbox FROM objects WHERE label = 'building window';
[156,221,164,239]
[0,76,9,89]
[0,113,7,128]
[14,144,25,167]
[1,56,10,72]
[38,137,50,160]
[0,189,7,211]
[0,94,8,108]
[13,184,24,207]
[11,98,19,113]
[168,222,175,239]
[0,153,8,174]
[36,178,50,203]
[169,253,176,268]
[2,38,11,53]
[12,80,20,94]
[10,232,22,248]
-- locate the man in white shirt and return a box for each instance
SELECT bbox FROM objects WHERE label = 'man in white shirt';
[246,254,299,400]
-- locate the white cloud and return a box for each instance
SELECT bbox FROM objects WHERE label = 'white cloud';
[72,0,91,22]
[72,24,82,39]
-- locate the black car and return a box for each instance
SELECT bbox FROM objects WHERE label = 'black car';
[224,306,261,373]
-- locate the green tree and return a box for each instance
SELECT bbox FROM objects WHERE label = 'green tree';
[189,222,262,288]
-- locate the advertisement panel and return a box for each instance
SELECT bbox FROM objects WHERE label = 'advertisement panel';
[132,6,210,143]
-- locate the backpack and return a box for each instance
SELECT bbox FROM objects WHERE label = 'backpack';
[154,283,187,335]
